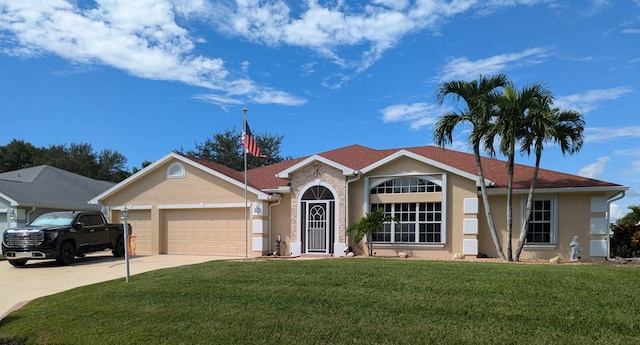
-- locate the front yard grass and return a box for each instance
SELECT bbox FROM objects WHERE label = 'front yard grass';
[1,258,639,344]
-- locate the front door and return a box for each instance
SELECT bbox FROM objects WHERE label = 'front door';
[306,202,328,253]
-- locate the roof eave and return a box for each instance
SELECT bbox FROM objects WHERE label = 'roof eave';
[484,185,629,195]
[262,186,291,194]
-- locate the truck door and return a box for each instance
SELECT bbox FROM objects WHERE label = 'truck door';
[78,214,110,246]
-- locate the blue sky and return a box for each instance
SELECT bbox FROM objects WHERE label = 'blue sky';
[0,0,638,219]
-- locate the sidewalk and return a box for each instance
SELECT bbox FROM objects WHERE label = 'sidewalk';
[0,253,231,320]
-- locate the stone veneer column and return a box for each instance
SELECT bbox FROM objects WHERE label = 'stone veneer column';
[289,163,347,256]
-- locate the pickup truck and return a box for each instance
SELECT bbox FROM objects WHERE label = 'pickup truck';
[2,211,127,267]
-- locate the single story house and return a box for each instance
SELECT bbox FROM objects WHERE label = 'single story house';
[0,165,115,230]
[89,145,628,261]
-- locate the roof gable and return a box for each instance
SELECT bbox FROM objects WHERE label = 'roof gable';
[90,153,271,204]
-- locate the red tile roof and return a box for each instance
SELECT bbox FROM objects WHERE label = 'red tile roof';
[184,145,622,192]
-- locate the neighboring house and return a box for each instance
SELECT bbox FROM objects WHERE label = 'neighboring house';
[89,145,628,261]
[0,165,115,230]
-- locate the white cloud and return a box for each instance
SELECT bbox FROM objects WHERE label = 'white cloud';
[554,86,633,113]
[435,47,552,81]
[321,73,351,90]
[241,61,250,74]
[585,126,640,143]
[212,1,551,77]
[301,61,316,76]
[380,102,441,129]
[578,156,609,179]
[0,0,304,106]
[610,203,625,221]
[613,149,640,177]
[0,0,560,102]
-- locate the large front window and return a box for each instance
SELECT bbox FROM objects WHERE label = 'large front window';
[371,202,442,244]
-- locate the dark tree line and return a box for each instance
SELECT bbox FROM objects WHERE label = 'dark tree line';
[1,129,291,183]
[0,139,130,182]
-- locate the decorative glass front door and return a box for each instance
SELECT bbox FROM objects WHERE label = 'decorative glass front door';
[306,202,328,253]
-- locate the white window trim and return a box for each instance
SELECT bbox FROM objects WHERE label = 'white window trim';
[374,243,445,250]
[372,202,445,245]
[521,195,558,249]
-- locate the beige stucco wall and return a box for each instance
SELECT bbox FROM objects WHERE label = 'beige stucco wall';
[344,156,479,258]
[99,158,264,257]
[269,193,292,256]
[103,160,248,206]
[478,192,611,261]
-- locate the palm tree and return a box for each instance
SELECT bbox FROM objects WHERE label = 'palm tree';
[347,208,396,256]
[486,82,553,261]
[433,74,508,261]
[513,106,585,261]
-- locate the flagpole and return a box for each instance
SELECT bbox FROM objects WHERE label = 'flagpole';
[243,107,248,261]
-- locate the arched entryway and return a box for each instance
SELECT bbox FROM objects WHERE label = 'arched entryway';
[300,185,335,254]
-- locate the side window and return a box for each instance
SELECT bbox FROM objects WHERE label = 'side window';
[88,214,104,226]
[523,197,557,245]
[78,215,90,227]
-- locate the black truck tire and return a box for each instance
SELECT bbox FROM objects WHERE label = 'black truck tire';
[112,236,125,257]
[56,241,76,265]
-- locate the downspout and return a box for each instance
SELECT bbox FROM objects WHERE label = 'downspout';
[607,191,626,261]
[345,170,363,254]
[268,194,282,256]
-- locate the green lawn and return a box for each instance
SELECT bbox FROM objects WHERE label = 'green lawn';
[1,259,639,345]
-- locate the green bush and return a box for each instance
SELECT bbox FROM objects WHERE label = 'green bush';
[610,222,640,258]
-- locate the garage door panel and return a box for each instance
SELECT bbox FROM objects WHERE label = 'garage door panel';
[164,209,245,256]
[129,210,152,255]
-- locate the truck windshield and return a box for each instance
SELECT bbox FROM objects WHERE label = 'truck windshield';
[30,214,75,226]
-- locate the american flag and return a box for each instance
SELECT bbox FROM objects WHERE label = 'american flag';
[241,120,267,157]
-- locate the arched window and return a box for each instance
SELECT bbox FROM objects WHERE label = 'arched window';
[301,185,335,200]
[370,176,441,194]
[167,162,186,179]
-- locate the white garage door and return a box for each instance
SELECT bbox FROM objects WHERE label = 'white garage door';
[164,208,246,256]
[129,210,152,255]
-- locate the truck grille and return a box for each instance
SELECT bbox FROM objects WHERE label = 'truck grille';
[5,232,44,247]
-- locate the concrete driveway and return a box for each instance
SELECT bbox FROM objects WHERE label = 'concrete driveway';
[0,252,233,320]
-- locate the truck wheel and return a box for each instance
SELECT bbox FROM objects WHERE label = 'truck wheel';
[56,241,76,265]
[112,236,125,257]
[8,259,28,267]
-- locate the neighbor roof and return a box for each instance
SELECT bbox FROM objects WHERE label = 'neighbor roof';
[0,165,115,209]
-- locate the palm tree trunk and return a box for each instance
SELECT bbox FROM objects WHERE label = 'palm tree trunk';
[475,146,506,260]
[514,151,541,261]
[506,151,515,261]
